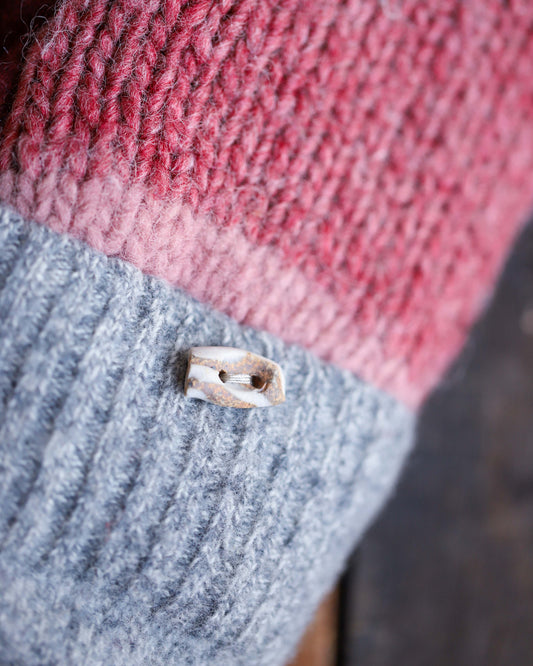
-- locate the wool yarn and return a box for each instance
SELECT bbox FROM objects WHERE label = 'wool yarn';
[1,0,533,663]
[1,0,532,405]
[0,205,413,664]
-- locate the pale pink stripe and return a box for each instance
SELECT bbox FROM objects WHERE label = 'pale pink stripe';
[0,170,422,403]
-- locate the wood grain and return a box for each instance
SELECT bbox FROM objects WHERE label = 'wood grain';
[289,589,339,666]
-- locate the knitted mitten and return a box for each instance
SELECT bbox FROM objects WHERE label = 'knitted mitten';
[0,1,532,664]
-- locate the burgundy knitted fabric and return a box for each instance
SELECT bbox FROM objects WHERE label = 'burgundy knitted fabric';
[1,0,533,405]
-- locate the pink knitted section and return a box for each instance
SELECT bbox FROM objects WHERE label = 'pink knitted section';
[1,0,533,405]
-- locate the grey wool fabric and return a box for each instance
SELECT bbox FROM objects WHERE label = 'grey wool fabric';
[0,204,414,665]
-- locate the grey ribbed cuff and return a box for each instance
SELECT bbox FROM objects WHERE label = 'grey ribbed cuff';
[0,205,413,666]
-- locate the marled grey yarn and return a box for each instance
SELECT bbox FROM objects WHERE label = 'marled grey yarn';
[0,205,414,666]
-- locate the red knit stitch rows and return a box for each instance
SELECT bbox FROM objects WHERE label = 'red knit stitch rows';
[1,0,533,406]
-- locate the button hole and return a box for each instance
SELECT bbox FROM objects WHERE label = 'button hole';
[219,370,266,391]
[251,375,266,390]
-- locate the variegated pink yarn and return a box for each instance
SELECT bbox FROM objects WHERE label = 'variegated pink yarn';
[1,0,533,405]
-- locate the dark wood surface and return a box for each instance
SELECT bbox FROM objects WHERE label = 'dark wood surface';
[344,218,533,665]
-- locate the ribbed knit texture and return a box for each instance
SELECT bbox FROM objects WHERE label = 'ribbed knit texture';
[2,0,533,405]
[0,205,413,665]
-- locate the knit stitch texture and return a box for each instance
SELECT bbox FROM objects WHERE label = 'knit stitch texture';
[2,0,533,405]
[0,205,413,665]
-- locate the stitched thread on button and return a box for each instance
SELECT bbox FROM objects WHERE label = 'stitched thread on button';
[184,346,285,408]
